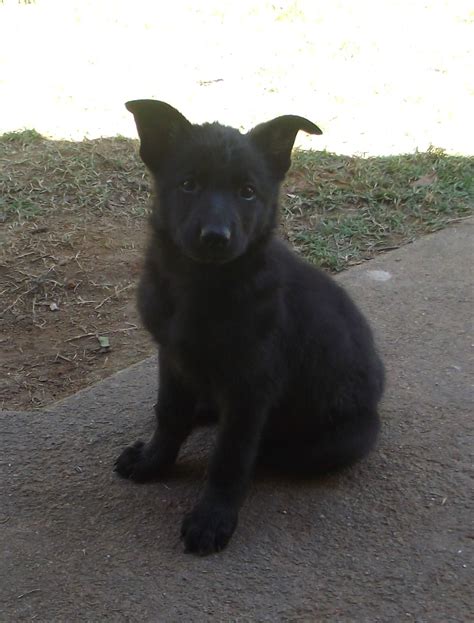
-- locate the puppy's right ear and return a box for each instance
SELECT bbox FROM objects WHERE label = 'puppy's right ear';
[125,100,191,171]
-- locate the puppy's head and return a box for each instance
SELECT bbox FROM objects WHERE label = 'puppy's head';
[126,100,322,264]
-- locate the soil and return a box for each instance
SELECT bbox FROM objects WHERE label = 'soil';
[0,133,160,411]
[1,211,154,410]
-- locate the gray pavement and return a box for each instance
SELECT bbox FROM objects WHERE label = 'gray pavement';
[1,219,473,622]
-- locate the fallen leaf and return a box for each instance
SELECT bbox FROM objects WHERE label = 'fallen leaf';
[410,172,438,188]
[98,335,110,349]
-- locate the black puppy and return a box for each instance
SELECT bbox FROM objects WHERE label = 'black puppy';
[115,100,385,555]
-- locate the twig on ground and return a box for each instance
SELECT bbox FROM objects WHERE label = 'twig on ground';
[65,332,97,342]
[0,286,37,316]
[15,251,36,259]
[94,283,134,310]
[65,324,138,342]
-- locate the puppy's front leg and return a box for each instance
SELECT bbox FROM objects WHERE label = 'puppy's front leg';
[181,396,267,555]
[115,359,195,482]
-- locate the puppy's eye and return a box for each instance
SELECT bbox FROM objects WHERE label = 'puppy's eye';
[239,184,256,200]
[180,178,198,193]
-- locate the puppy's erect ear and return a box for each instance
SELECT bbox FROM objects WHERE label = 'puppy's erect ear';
[125,100,192,171]
[249,115,322,180]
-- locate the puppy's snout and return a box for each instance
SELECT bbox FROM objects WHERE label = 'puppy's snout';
[200,225,231,249]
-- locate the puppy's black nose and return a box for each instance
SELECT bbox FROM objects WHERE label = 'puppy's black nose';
[200,225,231,248]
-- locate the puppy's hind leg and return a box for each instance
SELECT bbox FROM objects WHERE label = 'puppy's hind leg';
[259,410,380,476]
[115,360,196,482]
[194,399,219,426]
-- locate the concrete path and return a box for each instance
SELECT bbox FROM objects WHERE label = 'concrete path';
[1,220,473,622]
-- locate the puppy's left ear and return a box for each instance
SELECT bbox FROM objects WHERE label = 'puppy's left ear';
[249,115,322,181]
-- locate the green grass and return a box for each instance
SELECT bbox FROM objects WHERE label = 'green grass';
[0,128,43,144]
[1,130,472,271]
[284,148,473,270]
[0,196,43,221]
[0,130,150,224]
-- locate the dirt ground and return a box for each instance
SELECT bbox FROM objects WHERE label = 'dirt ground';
[1,211,153,410]
[0,133,155,410]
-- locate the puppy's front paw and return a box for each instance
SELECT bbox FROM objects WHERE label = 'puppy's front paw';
[181,502,238,555]
[114,440,168,483]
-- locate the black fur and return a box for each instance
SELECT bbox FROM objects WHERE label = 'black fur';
[115,100,385,555]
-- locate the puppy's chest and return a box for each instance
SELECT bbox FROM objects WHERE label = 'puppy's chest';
[158,283,275,372]
[169,294,250,351]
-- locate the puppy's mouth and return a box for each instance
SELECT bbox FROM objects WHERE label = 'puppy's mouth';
[176,232,245,265]
[186,248,238,265]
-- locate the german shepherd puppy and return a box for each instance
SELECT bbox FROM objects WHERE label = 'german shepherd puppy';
[115,100,385,555]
